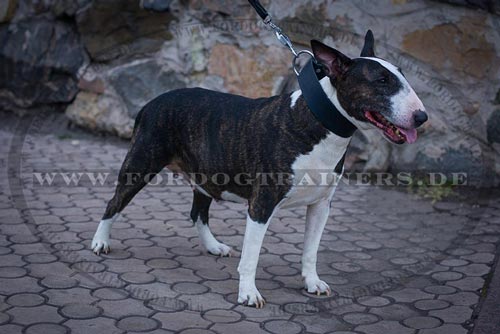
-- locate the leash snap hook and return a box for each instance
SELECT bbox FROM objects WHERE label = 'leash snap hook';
[293,50,315,76]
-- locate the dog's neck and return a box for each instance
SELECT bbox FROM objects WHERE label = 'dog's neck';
[290,76,371,135]
[317,77,372,131]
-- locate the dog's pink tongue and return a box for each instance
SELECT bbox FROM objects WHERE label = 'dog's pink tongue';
[400,128,417,144]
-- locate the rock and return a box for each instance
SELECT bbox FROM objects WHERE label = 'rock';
[432,0,500,15]
[0,0,17,23]
[108,59,186,118]
[0,18,86,110]
[487,110,500,144]
[188,0,253,17]
[12,0,92,20]
[208,44,290,98]
[401,16,499,80]
[66,91,134,139]
[76,0,174,62]
[140,0,173,12]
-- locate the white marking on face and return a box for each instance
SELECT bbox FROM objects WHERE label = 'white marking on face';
[361,57,425,128]
[221,191,247,204]
[290,90,302,108]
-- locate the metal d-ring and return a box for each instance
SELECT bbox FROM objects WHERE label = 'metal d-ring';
[293,50,315,76]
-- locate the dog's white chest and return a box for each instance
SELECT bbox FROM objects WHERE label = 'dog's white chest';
[280,133,350,208]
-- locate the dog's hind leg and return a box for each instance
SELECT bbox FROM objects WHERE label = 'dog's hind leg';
[91,135,170,254]
[191,190,232,256]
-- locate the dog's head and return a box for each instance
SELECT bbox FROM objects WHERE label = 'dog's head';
[311,30,427,144]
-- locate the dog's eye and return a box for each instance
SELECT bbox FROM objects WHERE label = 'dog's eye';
[377,77,387,84]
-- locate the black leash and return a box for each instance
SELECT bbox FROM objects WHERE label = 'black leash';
[248,0,356,138]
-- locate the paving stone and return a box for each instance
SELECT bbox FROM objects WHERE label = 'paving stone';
[429,305,473,323]
[71,261,106,273]
[117,316,159,332]
[40,275,79,289]
[356,320,415,334]
[6,293,45,307]
[447,277,485,291]
[0,267,27,278]
[2,124,499,333]
[120,272,156,284]
[0,277,43,294]
[431,271,464,281]
[418,324,468,334]
[154,311,211,331]
[43,287,97,306]
[370,304,419,321]
[414,299,450,310]
[263,319,304,334]
[331,262,362,273]
[424,285,457,295]
[342,312,379,325]
[439,291,479,306]
[25,323,69,334]
[123,238,155,247]
[454,263,491,276]
[7,305,63,325]
[98,298,154,318]
[439,259,469,267]
[0,312,9,325]
[60,303,102,319]
[0,324,23,334]
[282,302,320,315]
[194,268,232,280]
[344,252,372,260]
[461,252,495,264]
[64,318,122,334]
[265,265,300,276]
[357,296,391,307]
[179,330,216,334]
[92,287,129,300]
[172,282,209,295]
[403,316,442,329]
[202,309,243,323]
[383,287,433,303]
[146,258,180,269]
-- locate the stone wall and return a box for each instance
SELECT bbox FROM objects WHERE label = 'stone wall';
[1,0,499,186]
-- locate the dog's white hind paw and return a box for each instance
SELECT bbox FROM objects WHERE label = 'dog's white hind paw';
[206,242,232,257]
[238,283,266,308]
[91,237,110,255]
[304,275,331,296]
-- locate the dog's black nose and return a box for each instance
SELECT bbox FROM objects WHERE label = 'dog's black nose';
[413,110,428,127]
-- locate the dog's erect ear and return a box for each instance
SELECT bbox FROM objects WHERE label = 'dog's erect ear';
[310,40,352,78]
[360,29,375,57]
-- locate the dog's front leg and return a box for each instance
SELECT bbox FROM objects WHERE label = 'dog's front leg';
[237,215,271,308]
[302,199,332,296]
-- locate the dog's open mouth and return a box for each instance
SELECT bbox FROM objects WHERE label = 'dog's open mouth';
[364,111,417,144]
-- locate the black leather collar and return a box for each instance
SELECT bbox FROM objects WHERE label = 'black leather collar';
[297,59,357,138]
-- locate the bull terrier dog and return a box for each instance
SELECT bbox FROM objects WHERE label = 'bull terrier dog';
[91,31,428,308]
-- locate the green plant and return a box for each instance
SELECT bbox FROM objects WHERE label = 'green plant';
[406,177,457,203]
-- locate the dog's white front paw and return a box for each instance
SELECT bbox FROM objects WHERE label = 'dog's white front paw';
[206,241,232,257]
[91,235,110,255]
[238,282,266,308]
[304,274,331,296]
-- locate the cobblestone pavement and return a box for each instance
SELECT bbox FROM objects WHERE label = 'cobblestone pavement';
[0,114,499,334]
